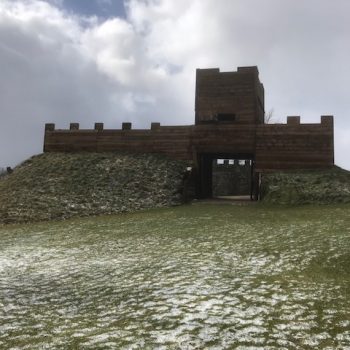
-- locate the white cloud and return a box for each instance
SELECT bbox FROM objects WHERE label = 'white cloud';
[0,0,349,169]
[82,18,137,84]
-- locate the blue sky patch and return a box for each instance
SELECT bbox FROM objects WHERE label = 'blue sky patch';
[46,0,126,18]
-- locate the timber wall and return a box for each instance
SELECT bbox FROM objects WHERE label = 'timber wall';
[255,116,334,171]
[195,67,264,125]
[44,115,334,171]
[44,123,193,161]
[44,122,258,161]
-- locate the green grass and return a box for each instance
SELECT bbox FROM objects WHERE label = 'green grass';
[261,166,350,205]
[1,203,350,349]
[0,152,186,224]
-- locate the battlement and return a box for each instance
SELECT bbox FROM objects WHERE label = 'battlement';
[44,114,334,170]
[44,115,334,133]
[44,122,194,160]
[44,122,193,132]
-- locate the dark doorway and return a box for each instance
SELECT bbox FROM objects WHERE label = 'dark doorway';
[213,159,251,197]
[196,153,259,200]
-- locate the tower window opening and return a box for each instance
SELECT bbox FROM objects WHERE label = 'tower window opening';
[216,113,236,122]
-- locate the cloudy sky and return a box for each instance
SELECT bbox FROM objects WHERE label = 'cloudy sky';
[0,0,349,169]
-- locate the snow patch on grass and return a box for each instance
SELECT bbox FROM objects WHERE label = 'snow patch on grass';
[1,204,350,348]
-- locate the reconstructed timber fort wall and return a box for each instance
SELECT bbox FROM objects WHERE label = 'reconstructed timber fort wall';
[43,66,334,198]
[44,115,333,171]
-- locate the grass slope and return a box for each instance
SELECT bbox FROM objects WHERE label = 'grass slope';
[0,204,350,348]
[261,166,350,205]
[0,152,187,224]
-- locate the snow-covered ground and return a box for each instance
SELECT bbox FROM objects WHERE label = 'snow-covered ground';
[0,204,350,349]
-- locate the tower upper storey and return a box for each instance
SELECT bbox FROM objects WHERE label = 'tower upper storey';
[195,66,265,125]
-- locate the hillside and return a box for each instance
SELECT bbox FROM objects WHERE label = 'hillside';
[261,166,350,205]
[1,203,350,348]
[0,152,188,224]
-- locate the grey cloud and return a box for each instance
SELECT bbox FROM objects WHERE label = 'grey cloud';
[0,0,349,170]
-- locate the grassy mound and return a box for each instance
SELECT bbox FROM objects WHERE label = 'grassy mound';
[0,152,188,224]
[261,166,350,205]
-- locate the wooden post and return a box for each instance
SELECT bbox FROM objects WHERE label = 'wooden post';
[122,122,132,130]
[151,122,161,130]
[45,123,55,131]
[321,115,334,126]
[287,116,300,125]
[94,123,104,131]
[70,123,79,130]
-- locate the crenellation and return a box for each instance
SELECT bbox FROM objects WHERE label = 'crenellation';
[237,66,259,74]
[151,122,161,130]
[287,116,300,125]
[321,115,334,126]
[45,123,55,131]
[94,123,104,131]
[70,123,79,130]
[122,122,132,130]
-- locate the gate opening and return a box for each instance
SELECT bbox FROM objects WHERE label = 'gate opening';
[197,153,259,200]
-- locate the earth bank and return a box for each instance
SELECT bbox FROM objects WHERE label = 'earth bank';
[1,152,350,224]
[261,166,350,205]
[0,152,188,224]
